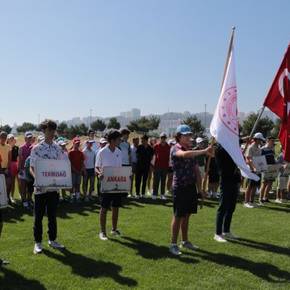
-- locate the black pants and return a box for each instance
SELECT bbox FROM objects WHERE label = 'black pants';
[135,167,149,196]
[216,182,239,235]
[34,191,59,243]
[153,168,168,196]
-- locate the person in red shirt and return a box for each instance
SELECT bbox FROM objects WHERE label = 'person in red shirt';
[152,132,171,200]
[68,137,85,202]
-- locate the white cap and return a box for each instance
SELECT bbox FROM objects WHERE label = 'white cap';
[253,132,265,141]
[7,134,15,139]
[100,138,107,144]
[168,139,176,145]
[58,140,67,146]
[25,131,33,138]
[196,137,204,144]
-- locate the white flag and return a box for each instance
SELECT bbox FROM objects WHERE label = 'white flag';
[210,44,259,181]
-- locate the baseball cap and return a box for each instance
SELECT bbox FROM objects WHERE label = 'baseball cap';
[73,137,81,144]
[7,134,15,139]
[100,138,107,144]
[176,125,192,135]
[253,132,265,141]
[168,139,176,145]
[58,140,67,146]
[160,132,167,138]
[196,137,204,144]
[87,139,95,144]
[25,131,33,138]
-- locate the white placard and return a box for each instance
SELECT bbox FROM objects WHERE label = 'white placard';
[34,159,72,190]
[263,164,281,180]
[101,167,132,193]
[0,174,8,209]
[252,156,268,173]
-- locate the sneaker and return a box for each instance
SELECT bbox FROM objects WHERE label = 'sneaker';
[263,198,271,203]
[169,244,182,256]
[275,198,283,204]
[33,243,43,254]
[48,240,65,249]
[180,241,199,251]
[135,195,140,199]
[151,195,157,200]
[244,202,254,209]
[110,229,121,236]
[214,234,227,243]
[0,259,9,265]
[23,201,29,208]
[223,232,239,240]
[161,195,167,200]
[99,232,108,241]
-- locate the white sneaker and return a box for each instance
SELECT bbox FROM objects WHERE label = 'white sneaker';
[244,202,254,209]
[161,195,167,200]
[99,232,108,241]
[275,198,283,204]
[223,232,239,240]
[151,195,157,200]
[33,243,43,254]
[214,234,227,243]
[48,240,65,249]
[110,229,121,236]
[180,241,199,250]
[169,244,182,256]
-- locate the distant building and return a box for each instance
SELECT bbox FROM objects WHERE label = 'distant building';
[120,108,141,120]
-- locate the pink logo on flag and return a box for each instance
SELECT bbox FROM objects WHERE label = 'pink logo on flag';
[219,86,238,135]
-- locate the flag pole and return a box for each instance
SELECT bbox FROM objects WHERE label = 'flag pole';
[205,27,236,189]
[221,27,235,90]
[242,106,265,153]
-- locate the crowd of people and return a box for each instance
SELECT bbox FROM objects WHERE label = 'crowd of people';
[0,119,289,263]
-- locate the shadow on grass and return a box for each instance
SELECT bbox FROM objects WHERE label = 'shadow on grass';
[228,237,290,257]
[0,266,46,290]
[2,201,100,223]
[194,249,290,283]
[259,204,290,213]
[111,236,199,264]
[43,249,137,287]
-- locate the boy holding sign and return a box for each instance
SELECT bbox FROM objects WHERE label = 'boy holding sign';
[96,130,127,241]
[30,120,65,254]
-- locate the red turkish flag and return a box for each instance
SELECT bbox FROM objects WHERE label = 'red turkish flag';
[263,45,290,161]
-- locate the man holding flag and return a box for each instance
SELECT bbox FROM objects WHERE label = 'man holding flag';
[210,28,259,242]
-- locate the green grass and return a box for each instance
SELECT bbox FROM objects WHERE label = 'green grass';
[1,195,290,290]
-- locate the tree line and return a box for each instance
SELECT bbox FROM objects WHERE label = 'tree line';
[0,113,279,139]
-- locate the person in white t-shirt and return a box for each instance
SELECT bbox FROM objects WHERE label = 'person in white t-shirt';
[82,140,96,201]
[96,130,127,241]
[119,128,131,166]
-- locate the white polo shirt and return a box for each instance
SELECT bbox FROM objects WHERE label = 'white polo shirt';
[95,145,122,168]
[83,147,96,169]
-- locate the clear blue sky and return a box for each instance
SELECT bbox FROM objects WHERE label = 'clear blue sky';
[0,0,289,125]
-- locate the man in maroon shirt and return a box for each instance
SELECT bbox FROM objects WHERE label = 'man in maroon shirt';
[152,132,170,200]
